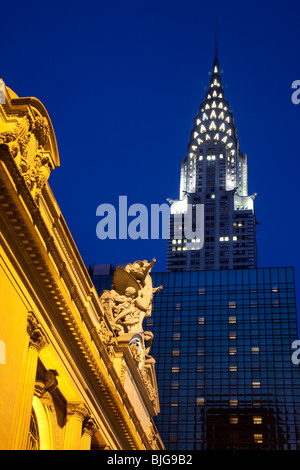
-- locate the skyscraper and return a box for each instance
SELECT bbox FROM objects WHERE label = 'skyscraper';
[167,35,258,272]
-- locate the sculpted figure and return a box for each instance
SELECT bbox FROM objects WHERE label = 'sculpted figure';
[99,259,162,335]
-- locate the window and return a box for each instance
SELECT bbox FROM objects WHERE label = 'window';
[229,316,236,324]
[229,348,237,355]
[253,416,262,424]
[254,434,263,444]
[172,350,180,356]
[229,301,237,309]
[230,399,238,407]
[172,366,180,373]
[26,410,40,450]
[252,381,261,389]
[230,416,238,424]
[173,332,181,341]
[198,317,205,325]
[197,349,205,356]
[251,347,260,355]
[229,366,237,372]
[169,433,178,443]
[196,397,205,406]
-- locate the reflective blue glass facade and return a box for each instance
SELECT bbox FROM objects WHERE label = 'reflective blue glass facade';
[91,266,300,450]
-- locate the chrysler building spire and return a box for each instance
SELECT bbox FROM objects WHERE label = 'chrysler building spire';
[167,35,257,272]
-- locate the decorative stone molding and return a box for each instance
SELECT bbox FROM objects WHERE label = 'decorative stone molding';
[129,341,142,368]
[98,317,115,359]
[27,311,47,353]
[120,362,127,386]
[147,422,158,448]
[44,370,58,394]
[34,380,46,398]
[141,368,157,405]
[34,370,58,406]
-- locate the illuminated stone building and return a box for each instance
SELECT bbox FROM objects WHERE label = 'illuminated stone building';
[167,40,258,272]
[0,84,163,450]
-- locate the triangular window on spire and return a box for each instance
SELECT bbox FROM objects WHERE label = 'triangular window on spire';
[214,65,218,73]
[227,129,232,136]
[197,138,203,144]
[213,79,220,87]
[205,104,210,110]
[205,134,211,140]
[218,111,224,120]
[202,113,208,121]
[194,131,199,138]
[207,94,211,99]
[219,123,225,132]
[221,136,228,143]
[192,145,197,151]
[213,90,217,97]
[210,110,217,119]
[218,93,223,98]
[209,121,216,131]
[200,125,206,133]
[214,133,220,140]
[212,101,217,108]
[225,116,230,123]
[218,102,223,109]
[196,118,201,125]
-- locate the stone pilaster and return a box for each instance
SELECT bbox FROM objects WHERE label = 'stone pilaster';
[12,312,47,449]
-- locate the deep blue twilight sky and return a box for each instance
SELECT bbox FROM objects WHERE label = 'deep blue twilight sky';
[2,1,300,286]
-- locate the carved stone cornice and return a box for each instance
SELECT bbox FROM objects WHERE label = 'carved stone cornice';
[27,311,47,353]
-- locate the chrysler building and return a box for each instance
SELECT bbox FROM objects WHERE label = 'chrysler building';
[167,39,258,271]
